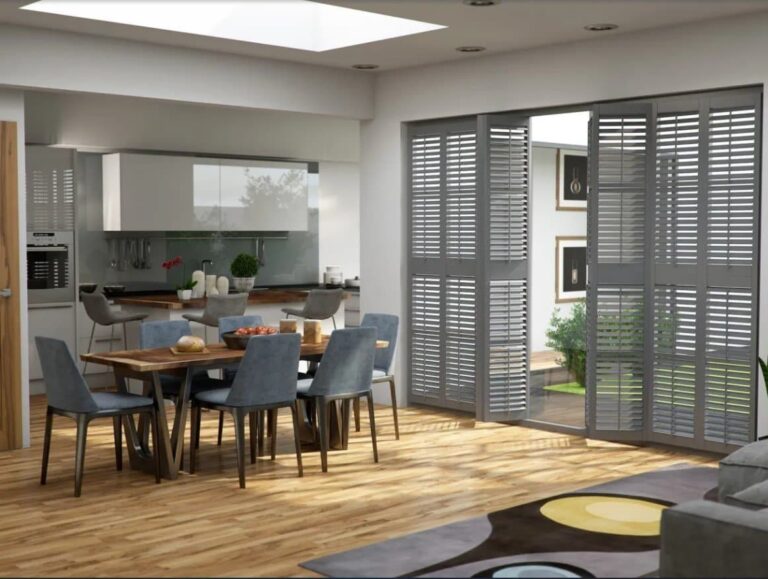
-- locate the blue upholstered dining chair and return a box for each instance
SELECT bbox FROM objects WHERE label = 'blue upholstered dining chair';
[215,314,264,446]
[35,336,161,497]
[189,333,303,488]
[297,327,378,473]
[354,314,400,439]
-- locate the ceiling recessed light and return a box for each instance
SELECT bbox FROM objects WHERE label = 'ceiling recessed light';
[584,23,619,32]
[352,64,379,70]
[463,0,499,6]
[21,0,446,52]
[456,46,486,53]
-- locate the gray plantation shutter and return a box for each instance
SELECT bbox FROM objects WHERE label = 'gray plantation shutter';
[587,103,650,440]
[408,119,478,412]
[478,114,531,421]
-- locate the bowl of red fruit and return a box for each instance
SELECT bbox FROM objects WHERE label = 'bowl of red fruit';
[221,326,279,349]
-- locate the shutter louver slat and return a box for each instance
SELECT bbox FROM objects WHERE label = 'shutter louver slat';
[411,134,442,259]
[410,275,442,400]
[489,126,528,262]
[445,277,476,404]
[446,132,477,260]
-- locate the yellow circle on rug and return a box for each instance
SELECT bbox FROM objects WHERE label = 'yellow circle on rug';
[540,495,666,536]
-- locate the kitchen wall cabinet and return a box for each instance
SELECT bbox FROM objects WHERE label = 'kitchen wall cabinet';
[103,152,308,232]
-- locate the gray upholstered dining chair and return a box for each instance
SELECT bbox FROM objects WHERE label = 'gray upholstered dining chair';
[189,333,303,488]
[281,288,344,329]
[353,313,400,439]
[297,326,378,473]
[36,336,161,497]
[81,291,148,373]
[215,314,264,446]
[183,293,248,327]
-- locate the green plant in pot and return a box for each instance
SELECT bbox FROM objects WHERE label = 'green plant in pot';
[546,301,587,391]
[230,253,260,293]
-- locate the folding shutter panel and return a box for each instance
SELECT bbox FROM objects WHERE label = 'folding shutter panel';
[587,103,650,440]
[408,119,478,412]
[702,91,760,448]
[477,114,531,422]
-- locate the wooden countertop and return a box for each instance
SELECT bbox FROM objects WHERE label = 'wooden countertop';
[113,289,331,310]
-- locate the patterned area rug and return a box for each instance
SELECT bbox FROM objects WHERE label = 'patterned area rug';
[301,464,717,578]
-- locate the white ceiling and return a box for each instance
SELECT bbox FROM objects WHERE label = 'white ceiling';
[2,0,768,71]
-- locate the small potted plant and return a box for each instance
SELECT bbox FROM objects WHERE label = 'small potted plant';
[230,253,260,292]
[162,256,197,301]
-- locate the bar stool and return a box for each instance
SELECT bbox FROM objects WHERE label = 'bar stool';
[281,288,344,329]
[81,291,147,373]
[182,294,248,341]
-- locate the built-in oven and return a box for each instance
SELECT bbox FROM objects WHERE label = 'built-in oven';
[27,231,75,304]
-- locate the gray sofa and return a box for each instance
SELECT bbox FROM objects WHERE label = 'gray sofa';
[659,439,768,577]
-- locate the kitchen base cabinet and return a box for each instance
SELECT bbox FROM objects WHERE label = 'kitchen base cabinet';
[28,303,77,394]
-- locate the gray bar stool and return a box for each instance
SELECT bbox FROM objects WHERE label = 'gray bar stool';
[281,288,344,329]
[81,291,147,373]
[183,293,248,329]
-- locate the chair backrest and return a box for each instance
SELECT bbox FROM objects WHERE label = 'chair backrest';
[140,320,192,349]
[218,314,264,339]
[302,289,344,320]
[35,337,97,413]
[226,333,302,407]
[308,327,377,397]
[81,291,116,326]
[360,313,399,374]
[202,294,248,326]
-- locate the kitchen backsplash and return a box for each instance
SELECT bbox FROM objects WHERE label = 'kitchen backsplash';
[76,152,319,288]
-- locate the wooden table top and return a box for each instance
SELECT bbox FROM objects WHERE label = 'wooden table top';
[113,289,349,310]
[81,337,389,373]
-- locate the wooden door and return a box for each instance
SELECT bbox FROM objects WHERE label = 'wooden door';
[0,121,22,450]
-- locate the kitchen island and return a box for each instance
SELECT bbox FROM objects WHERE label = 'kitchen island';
[114,288,347,346]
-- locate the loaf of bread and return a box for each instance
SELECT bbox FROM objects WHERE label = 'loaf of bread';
[175,335,205,353]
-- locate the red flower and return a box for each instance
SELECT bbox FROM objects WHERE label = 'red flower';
[161,256,183,270]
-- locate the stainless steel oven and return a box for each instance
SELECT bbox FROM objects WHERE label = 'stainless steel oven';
[27,231,74,304]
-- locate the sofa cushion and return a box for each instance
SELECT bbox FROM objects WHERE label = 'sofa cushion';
[726,479,768,511]
[719,439,768,501]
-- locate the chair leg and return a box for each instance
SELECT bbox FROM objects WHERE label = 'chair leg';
[74,415,89,498]
[83,321,96,374]
[290,402,303,478]
[269,409,277,461]
[331,315,337,330]
[189,405,199,474]
[318,399,329,473]
[217,412,224,446]
[122,321,128,350]
[249,411,257,465]
[150,409,161,484]
[109,324,115,352]
[366,392,379,463]
[341,399,351,449]
[195,407,202,449]
[112,415,123,471]
[353,397,361,432]
[232,410,247,489]
[257,409,266,457]
[389,377,400,440]
[41,407,53,485]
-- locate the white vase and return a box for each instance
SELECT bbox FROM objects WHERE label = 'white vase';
[190,270,205,298]
[205,275,219,297]
[177,289,192,301]
[216,276,230,295]
[233,277,255,293]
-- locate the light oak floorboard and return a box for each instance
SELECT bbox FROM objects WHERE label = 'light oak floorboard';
[0,395,717,577]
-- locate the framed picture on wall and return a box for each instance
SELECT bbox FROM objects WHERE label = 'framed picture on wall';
[556,236,587,303]
[556,148,588,211]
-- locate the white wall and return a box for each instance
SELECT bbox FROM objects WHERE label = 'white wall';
[530,145,587,352]
[0,89,29,447]
[360,11,768,435]
[318,162,360,281]
[0,24,373,120]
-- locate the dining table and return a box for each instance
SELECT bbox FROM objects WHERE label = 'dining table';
[80,336,389,480]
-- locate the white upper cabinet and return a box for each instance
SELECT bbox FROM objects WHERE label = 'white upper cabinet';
[103,153,308,232]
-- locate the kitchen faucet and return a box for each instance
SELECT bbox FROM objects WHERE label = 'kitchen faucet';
[201,259,213,277]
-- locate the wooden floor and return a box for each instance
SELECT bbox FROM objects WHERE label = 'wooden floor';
[0,395,717,577]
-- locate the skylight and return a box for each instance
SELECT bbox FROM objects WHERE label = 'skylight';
[21,0,446,52]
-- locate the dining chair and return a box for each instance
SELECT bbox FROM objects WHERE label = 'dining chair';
[189,333,303,488]
[216,314,264,446]
[81,291,147,373]
[354,313,400,439]
[297,326,378,473]
[281,288,343,329]
[35,336,161,497]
